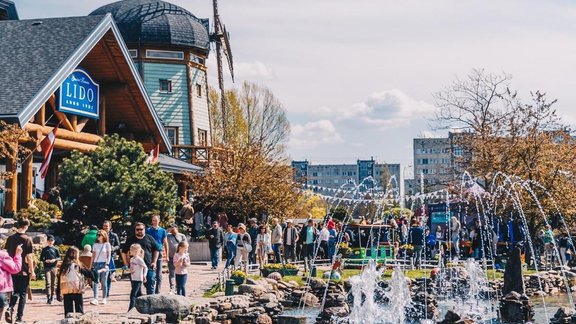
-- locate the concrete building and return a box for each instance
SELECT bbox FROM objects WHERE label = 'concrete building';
[292,159,401,191]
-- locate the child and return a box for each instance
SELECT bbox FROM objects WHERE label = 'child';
[129,244,147,310]
[173,241,190,296]
[56,246,93,317]
[40,234,61,304]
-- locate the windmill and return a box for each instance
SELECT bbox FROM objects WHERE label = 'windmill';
[211,0,234,143]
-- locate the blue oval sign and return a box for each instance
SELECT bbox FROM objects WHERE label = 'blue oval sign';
[58,68,100,119]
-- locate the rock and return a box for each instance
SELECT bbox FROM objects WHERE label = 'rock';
[288,280,300,287]
[135,294,192,322]
[504,291,521,300]
[237,284,267,297]
[256,314,273,324]
[302,292,319,307]
[321,306,350,318]
[444,310,461,322]
[195,317,211,324]
[267,272,282,281]
[554,307,575,318]
[308,278,326,289]
[277,315,307,324]
[246,278,259,285]
[79,311,104,324]
[218,302,232,311]
[259,292,278,303]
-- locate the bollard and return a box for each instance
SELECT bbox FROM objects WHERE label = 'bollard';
[225,279,235,296]
[311,265,317,277]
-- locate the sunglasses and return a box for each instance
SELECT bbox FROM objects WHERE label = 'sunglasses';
[96,234,103,237]
[136,228,145,231]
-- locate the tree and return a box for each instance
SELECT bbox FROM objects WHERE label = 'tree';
[433,69,576,235]
[210,81,290,160]
[0,121,30,182]
[293,192,328,219]
[59,135,178,226]
[185,147,299,224]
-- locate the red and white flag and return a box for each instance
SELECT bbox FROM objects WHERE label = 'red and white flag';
[146,144,159,164]
[39,126,58,179]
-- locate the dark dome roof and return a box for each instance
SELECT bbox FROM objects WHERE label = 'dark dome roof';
[90,0,210,52]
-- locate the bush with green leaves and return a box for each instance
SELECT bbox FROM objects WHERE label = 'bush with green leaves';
[15,199,60,230]
[59,134,178,227]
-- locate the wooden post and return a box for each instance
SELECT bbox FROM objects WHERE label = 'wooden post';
[99,95,106,135]
[20,145,34,209]
[70,115,78,132]
[5,150,18,214]
[35,104,46,126]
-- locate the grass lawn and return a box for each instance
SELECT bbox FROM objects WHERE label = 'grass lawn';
[30,279,45,290]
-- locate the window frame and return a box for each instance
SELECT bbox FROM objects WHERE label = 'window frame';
[159,79,172,93]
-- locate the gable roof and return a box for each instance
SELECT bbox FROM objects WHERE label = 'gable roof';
[0,14,172,152]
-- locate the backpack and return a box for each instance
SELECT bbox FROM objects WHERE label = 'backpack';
[60,263,85,295]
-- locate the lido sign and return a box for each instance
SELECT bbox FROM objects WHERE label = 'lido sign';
[58,68,100,119]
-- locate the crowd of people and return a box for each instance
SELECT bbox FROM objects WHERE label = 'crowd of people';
[206,216,342,272]
[0,215,190,323]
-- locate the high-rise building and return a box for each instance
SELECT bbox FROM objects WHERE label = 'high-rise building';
[292,159,401,191]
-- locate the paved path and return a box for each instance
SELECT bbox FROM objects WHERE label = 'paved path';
[19,263,220,323]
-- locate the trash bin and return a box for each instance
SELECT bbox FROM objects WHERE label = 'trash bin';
[225,279,235,296]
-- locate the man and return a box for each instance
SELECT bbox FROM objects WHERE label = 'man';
[103,220,120,297]
[178,200,194,223]
[81,225,99,249]
[299,219,318,271]
[5,219,34,324]
[39,234,60,304]
[122,222,159,295]
[146,215,168,294]
[283,220,299,262]
[270,218,283,263]
[167,224,188,292]
[247,218,259,264]
[408,220,425,269]
[450,216,461,259]
[207,221,225,269]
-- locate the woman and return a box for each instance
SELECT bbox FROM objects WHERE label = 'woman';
[235,224,252,272]
[255,225,271,267]
[0,244,22,321]
[56,247,93,317]
[224,225,238,269]
[91,230,111,305]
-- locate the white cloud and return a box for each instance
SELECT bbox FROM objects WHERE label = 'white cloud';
[289,120,343,150]
[234,61,277,80]
[317,89,436,130]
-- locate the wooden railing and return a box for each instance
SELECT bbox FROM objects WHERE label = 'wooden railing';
[172,145,233,166]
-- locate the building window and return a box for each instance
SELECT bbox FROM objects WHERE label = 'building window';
[129,49,138,58]
[146,49,184,60]
[312,172,318,177]
[454,147,463,156]
[159,79,172,93]
[197,129,208,146]
[190,54,205,64]
[165,127,178,145]
[196,84,202,97]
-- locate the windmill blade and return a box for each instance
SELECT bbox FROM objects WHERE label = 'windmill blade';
[221,24,234,82]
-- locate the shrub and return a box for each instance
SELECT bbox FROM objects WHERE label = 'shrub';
[231,270,247,278]
[15,199,60,230]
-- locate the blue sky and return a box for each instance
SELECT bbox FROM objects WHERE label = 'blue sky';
[16,0,576,176]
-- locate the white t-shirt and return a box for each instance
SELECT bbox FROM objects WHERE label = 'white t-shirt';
[92,242,111,263]
[320,228,330,242]
[130,256,147,281]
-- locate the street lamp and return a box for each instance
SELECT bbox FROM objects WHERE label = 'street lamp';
[399,163,413,210]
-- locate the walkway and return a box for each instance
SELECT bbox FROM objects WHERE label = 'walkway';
[21,263,219,323]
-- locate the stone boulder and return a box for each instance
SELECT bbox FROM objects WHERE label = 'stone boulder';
[135,294,192,322]
[267,272,282,281]
[238,284,267,297]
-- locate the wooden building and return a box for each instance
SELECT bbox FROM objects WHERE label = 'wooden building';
[0,14,184,213]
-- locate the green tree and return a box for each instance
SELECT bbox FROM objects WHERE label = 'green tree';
[59,135,178,226]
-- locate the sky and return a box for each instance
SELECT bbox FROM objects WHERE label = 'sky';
[15,0,576,176]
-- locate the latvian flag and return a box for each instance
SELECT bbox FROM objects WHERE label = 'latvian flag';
[39,126,58,179]
[146,144,159,164]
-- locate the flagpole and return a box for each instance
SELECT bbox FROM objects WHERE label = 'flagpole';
[21,115,61,163]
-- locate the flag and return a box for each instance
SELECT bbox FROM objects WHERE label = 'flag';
[39,126,58,179]
[146,144,159,164]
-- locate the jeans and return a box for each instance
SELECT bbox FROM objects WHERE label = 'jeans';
[92,262,109,300]
[154,259,163,294]
[44,267,57,298]
[320,241,328,259]
[63,293,83,317]
[210,247,220,268]
[413,245,423,268]
[225,244,236,268]
[451,235,460,257]
[129,280,142,310]
[327,242,336,261]
[0,292,7,308]
[175,274,187,296]
[272,243,282,263]
[168,258,176,290]
[284,245,296,262]
[145,269,156,295]
[9,275,29,320]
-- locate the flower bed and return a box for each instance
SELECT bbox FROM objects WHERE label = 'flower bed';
[261,263,298,277]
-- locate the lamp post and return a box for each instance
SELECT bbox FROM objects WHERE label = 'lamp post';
[399,163,413,210]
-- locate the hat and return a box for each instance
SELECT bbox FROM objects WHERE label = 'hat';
[249,218,257,223]
[46,234,55,241]
[286,219,293,223]
[238,223,246,230]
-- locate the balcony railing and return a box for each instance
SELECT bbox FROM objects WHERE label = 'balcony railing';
[172,145,233,166]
